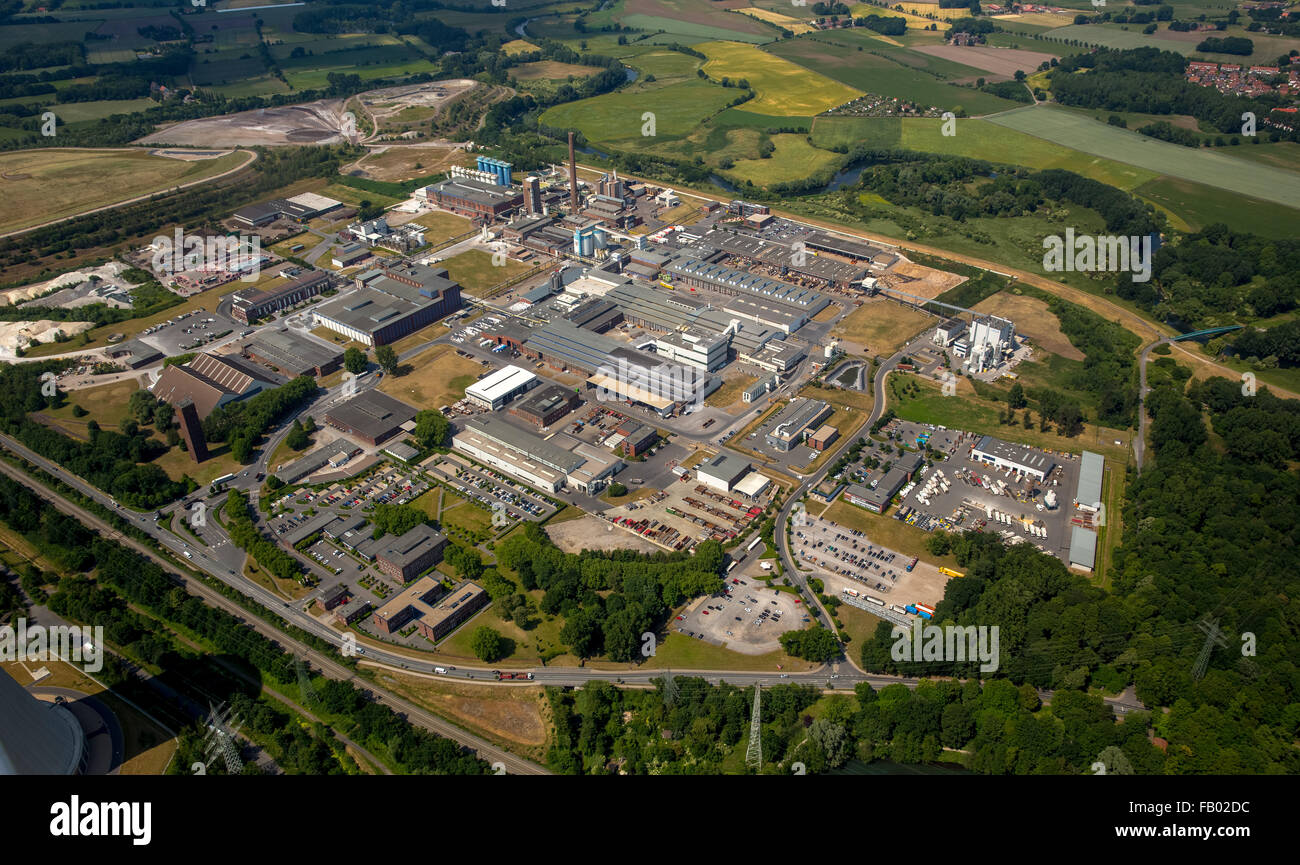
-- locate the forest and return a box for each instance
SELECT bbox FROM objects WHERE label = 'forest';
[869,366,1300,774]
[1049,48,1291,139]
[494,523,725,662]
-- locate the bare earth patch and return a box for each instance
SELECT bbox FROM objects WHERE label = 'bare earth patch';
[973,291,1084,360]
[912,44,1057,79]
[889,261,967,298]
[546,514,664,554]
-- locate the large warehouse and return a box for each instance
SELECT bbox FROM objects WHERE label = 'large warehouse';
[312,262,462,346]
[151,352,279,419]
[969,435,1055,482]
[453,415,623,494]
[324,390,417,446]
[424,177,523,220]
[464,365,539,410]
[243,330,343,377]
[231,270,331,324]
[696,452,753,493]
[764,398,833,452]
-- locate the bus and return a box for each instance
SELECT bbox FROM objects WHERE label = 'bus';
[938,566,965,578]
[747,536,763,552]
[726,561,738,574]
[210,473,235,493]
[865,596,886,607]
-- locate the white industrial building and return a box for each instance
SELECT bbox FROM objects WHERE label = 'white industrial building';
[653,327,730,372]
[464,365,539,410]
[969,435,1055,482]
[932,318,965,347]
[965,314,1016,374]
[696,452,753,493]
[453,416,623,494]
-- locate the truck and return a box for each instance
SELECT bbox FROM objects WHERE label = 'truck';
[906,556,918,572]
[210,473,235,493]
[843,588,860,597]
[865,596,885,607]
[914,603,935,619]
[938,566,965,578]
[495,671,535,680]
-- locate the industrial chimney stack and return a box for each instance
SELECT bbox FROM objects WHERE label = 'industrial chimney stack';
[568,131,579,213]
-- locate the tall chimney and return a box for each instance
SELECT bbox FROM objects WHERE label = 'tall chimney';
[568,131,579,213]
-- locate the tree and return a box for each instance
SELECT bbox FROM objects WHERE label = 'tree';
[285,419,310,451]
[470,626,505,663]
[1008,382,1026,409]
[128,389,156,425]
[152,401,174,431]
[343,347,368,375]
[375,345,398,375]
[413,410,450,450]
[607,481,628,497]
[807,718,850,768]
[231,435,254,463]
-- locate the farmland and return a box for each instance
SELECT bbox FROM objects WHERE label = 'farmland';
[724,134,844,186]
[539,78,738,149]
[0,149,248,235]
[988,106,1300,209]
[699,41,863,116]
[766,35,1021,115]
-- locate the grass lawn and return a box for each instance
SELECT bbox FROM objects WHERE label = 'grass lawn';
[791,405,867,474]
[0,149,248,234]
[310,326,368,351]
[705,374,759,409]
[378,343,483,409]
[48,378,141,430]
[589,632,818,673]
[887,374,1133,466]
[833,297,936,355]
[1132,174,1300,240]
[410,210,474,246]
[540,77,740,150]
[366,669,550,761]
[699,41,862,116]
[436,248,536,297]
[811,116,1158,191]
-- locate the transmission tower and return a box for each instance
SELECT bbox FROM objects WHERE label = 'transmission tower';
[202,702,245,776]
[296,659,320,705]
[660,670,679,707]
[1192,617,1228,680]
[745,685,762,770]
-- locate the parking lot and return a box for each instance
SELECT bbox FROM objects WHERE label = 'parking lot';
[792,513,950,611]
[426,453,556,523]
[603,474,772,553]
[883,422,1082,564]
[673,576,808,654]
[138,306,244,356]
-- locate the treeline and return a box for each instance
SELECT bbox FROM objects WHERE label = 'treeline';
[1197,36,1253,55]
[225,490,305,585]
[0,40,84,73]
[1141,223,1300,327]
[494,522,724,662]
[1231,319,1300,367]
[1136,119,1201,147]
[891,365,1300,774]
[1019,285,1141,427]
[855,14,907,36]
[980,80,1032,103]
[1049,47,1290,139]
[0,360,189,507]
[202,375,318,463]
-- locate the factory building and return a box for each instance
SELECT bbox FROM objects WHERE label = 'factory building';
[965,314,1017,374]
[510,383,582,428]
[844,452,924,513]
[312,262,461,346]
[464,364,539,410]
[231,269,331,324]
[453,415,623,494]
[476,156,513,187]
[696,452,753,493]
[764,398,833,452]
[424,177,523,220]
[323,390,417,446]
[969,435,1055,482]
[152,352,279,419]
[243,330,343,377]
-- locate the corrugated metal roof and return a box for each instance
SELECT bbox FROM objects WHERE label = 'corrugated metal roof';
[1076,451,1104,508]
[1069,526,1098,570]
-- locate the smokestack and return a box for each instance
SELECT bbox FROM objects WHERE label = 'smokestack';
[568,131,579,213]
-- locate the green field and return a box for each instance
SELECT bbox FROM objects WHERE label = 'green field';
[0,149,248,234]
[1039,24,1200,54]
[724,133,844,186]
[810,116,1158,190]
[767,34,1021,115]
[540,77,738,148]
[619,14,772,44]
[988,106,1300,209]
[698,40,862,116]
[1133,175,1300,239]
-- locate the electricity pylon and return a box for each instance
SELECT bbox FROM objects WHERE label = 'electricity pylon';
[1192,617,1228,680]
[745,685,762,770]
